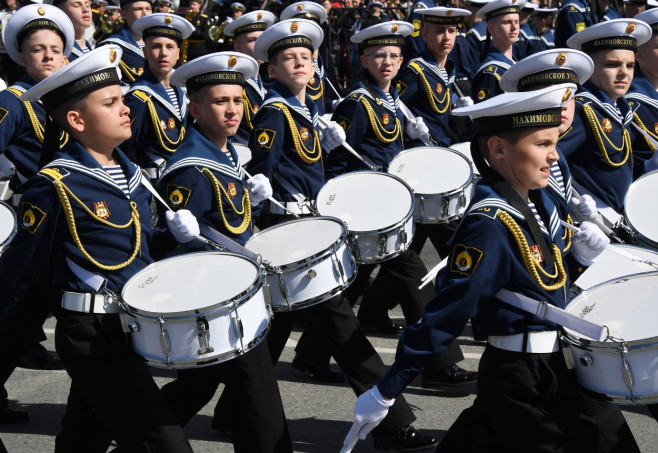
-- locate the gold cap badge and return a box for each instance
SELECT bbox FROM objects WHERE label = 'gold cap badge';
[556,52,567,66]
[165,16,173,24]
[257,12,262,19]
[291,22,298,33]
[297,4,303,10]
[562,87,572,103]
[391,24,399,33]
[446,10,452,15]
[109,49,117,63]
[228,55,238,67]
[626,23,635,34]
[37,6,46,15]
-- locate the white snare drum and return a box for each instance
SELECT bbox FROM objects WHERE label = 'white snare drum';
[448,142,480,178]
[120,252,272,369]
[315,172,415,264]
[624,171,658,249]
[563,273,658,404]
[233,143,252,166]
[0,201,16,253]
[388,147,475,224]
[572,244,658,293]
[246,216,357,311]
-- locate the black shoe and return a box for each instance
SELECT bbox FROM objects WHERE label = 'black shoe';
[358,316,405,335]
[373,425,438,452]
[210,418,231,437]
[291,356,345,383]
[18,343,63,370]
[421,364,477,388]
[0,400,29,424]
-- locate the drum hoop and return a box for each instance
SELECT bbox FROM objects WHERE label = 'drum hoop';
[120,251,264,318]
[623,172,658,246]
[314,171,416,233]
[389,147,475,197]
[247,216,349,271]
[0,200,17,249]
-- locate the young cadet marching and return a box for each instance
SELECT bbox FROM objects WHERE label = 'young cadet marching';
[342,84,642,453]
[98,0,152,82]
[52,0,94,60]
[1,45,200,452]
[561,19,651,223]
[213,19,440,451]
[0,2,73,425]
[120,13,194,179]
[223,9,276,144]
[626,8,658,178]
[155,52,292,453]
[472,0,524,104]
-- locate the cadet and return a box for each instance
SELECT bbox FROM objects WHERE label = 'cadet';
[561,19,651,220]
[3,45,199,452]
[120,13,194,178]
[52,0,94,60]
[458,0,492,79]
[98,0,152,82]
[181,0,217,62]
[343,84,641,453]
[554,0,597,48]
[156,51,292,453]
[471,0,524,104]
[0,2,73,425]
[223,9,276,144]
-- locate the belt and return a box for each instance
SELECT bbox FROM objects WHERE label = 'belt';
[61,290,120,314]
[488,331,560,354]
[268,200,314,215]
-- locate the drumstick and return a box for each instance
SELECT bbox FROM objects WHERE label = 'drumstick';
[419,261,443,289]
[317,116,381,171]
[570,190,618,239]
[242,169,300,219]
[339,437,358,453]
[398,101,433,147]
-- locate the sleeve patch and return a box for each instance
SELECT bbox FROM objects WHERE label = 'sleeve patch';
[450,244,484,277]
[412,19,422,37]
[483,65,497,74]
[0,108,8,126]
[335,116,352,132]
[166,184,192,209]
[254,128,276,149]
[477,88,491,100]
[575,22,585,32]
[19,202,46,234]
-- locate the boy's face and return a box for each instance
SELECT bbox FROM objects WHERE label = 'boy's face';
[60,0,92,32]
[18,29,68,82]
[122,1,152,29]
[233,31,262,61]
[559,98,575,134]
[488,13,519,48]
[360,45,403,87]
[489,127,560,196]
[637,35,658,83]
[190,84,244,141]
[268,47,314,91]
[422,23,458,60]
[143,36,180,77]
[74,85,132,148]
[590,48,635,102]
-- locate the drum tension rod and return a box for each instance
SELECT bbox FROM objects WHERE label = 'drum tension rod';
[604,326,636,404]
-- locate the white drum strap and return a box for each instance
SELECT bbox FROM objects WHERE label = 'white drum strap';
[273,171,309,204]
[571,180,623,227]
[495,288,606,342]
[66,257,105,291]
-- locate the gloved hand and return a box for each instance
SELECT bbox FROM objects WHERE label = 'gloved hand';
[245,173,273,205]
[571,221,609,266]
[320,120,346,152]
[456,96,474,108]
[165,209,200,243]
[644,151,658,173]
[342,386,395,448]
[571,194,597,223]
[405,117,429,140]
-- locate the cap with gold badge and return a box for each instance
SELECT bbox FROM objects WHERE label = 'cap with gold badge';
[350,20,414,49]
[567,18,652,52]
[253,18,324,62]
[223,10,276,37]
[414,7,472,25]
[231,2,246,12]
[476,0,527,21]
[280,1,328,24]
[131,12,195,44]
[170,51,259,92]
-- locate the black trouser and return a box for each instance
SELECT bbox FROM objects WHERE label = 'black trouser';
[161,340,292,453]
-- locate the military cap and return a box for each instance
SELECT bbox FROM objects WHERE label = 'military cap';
[132,12,195,43]
[635,7,658,34]
[280,1,328,24]
[253,18,323,62]
[224,9,276,37]
[567,18,651,51]
[170,50,259,92]
[231,2,246,11]
[415,6,471,25]
[350,20,413,49]
[476,0,527,20]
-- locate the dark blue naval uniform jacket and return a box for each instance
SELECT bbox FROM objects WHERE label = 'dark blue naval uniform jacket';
[463,21,488,68]
[69,41,93,62]
[122,68,189,169]
[397,50,454,147]
[514,24,555,61]
[235,74,267,145]
[99,27,146,83]
[560,81,638,212]
[403,0,436,61]
[247,80,325,202]
[555,0,597,48]
[627,70,658,179]
[377,181,573,397]
[327,77,406,178]
[306,56,330,116]
[472,48,514,103]
[0,140,175,314]
[159,125,253,246]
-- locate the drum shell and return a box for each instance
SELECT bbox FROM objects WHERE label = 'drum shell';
[624,171,658,249]
[0,200,17,253]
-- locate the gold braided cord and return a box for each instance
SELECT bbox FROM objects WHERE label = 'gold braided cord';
[307,78,324,100]
[272,103,322,164]
[242,91,256,130]
[119,60,142,83]
[202,168,251,235]
[632,112,658,152]
[359,98,401,143]
[144,97,185,153]
[8,88,69,146]
[408,61,450,114]
[53,181,141,270]
[582,104,631,167]
[497,210,567,291]
[562,215,573,251]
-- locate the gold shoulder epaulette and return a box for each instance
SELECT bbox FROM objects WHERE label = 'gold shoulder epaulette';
[132,90,150,102]
[39,167,65,182]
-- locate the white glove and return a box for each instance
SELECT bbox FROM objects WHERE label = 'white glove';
[405,117,429,140]
[165,209,200,243]
[571,221,610,266]
[571,194,597,223]
[644,152,658,173]
[456,96,474,108]
[245,173,272,205]
[320,120,346,152]
[343,386,395,448]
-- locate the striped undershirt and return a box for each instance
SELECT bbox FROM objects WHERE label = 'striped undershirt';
[550,162,565,196]
[165,87,180,113]
[104,165,130,196]
[528,202,547,231]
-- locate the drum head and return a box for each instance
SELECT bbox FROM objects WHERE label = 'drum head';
[389,147,472,195]
[246,217,345,266]
[573,245,658,291]
[233,143,252,166]
[122,252,260,314]
[316,172,414,232]
[625,172,658,246]
[566,273,658,341]
[0,201,16,247]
